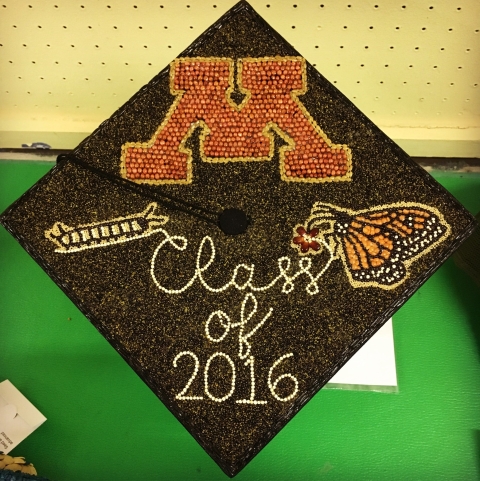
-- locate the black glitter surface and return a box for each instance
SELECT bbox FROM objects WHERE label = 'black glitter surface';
[0,1,476,477]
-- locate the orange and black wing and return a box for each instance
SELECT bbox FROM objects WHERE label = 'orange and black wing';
[336,205,450,288]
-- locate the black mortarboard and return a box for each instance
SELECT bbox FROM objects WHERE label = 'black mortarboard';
[0,1,476,476]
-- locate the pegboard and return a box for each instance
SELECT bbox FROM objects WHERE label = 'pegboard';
[0,0,479,156]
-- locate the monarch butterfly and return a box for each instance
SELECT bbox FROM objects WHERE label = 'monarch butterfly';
[292,202,451,289]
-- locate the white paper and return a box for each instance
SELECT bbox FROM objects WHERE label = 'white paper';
[327,318,397,390]
[0,380,46,453]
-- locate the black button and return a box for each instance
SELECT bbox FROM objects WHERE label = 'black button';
[218,208,249,235]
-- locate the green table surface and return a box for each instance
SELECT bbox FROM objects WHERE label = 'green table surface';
[1,161,479,481]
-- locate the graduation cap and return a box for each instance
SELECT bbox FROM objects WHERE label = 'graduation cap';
[0,1,476,476]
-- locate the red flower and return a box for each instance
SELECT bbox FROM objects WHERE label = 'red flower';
[293,226,321,253]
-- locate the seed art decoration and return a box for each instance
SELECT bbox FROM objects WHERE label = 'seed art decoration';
[0,1,476,478]
[45,203,168,253]
[292,202,451,289]
[120,56,352,184]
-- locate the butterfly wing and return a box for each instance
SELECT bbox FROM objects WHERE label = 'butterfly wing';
[337,205,450,288]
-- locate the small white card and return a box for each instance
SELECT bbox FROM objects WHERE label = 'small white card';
[0,380,46,453]
[327,318,397,391]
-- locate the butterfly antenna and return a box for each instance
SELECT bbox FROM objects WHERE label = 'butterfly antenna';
[307,204,336,231]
